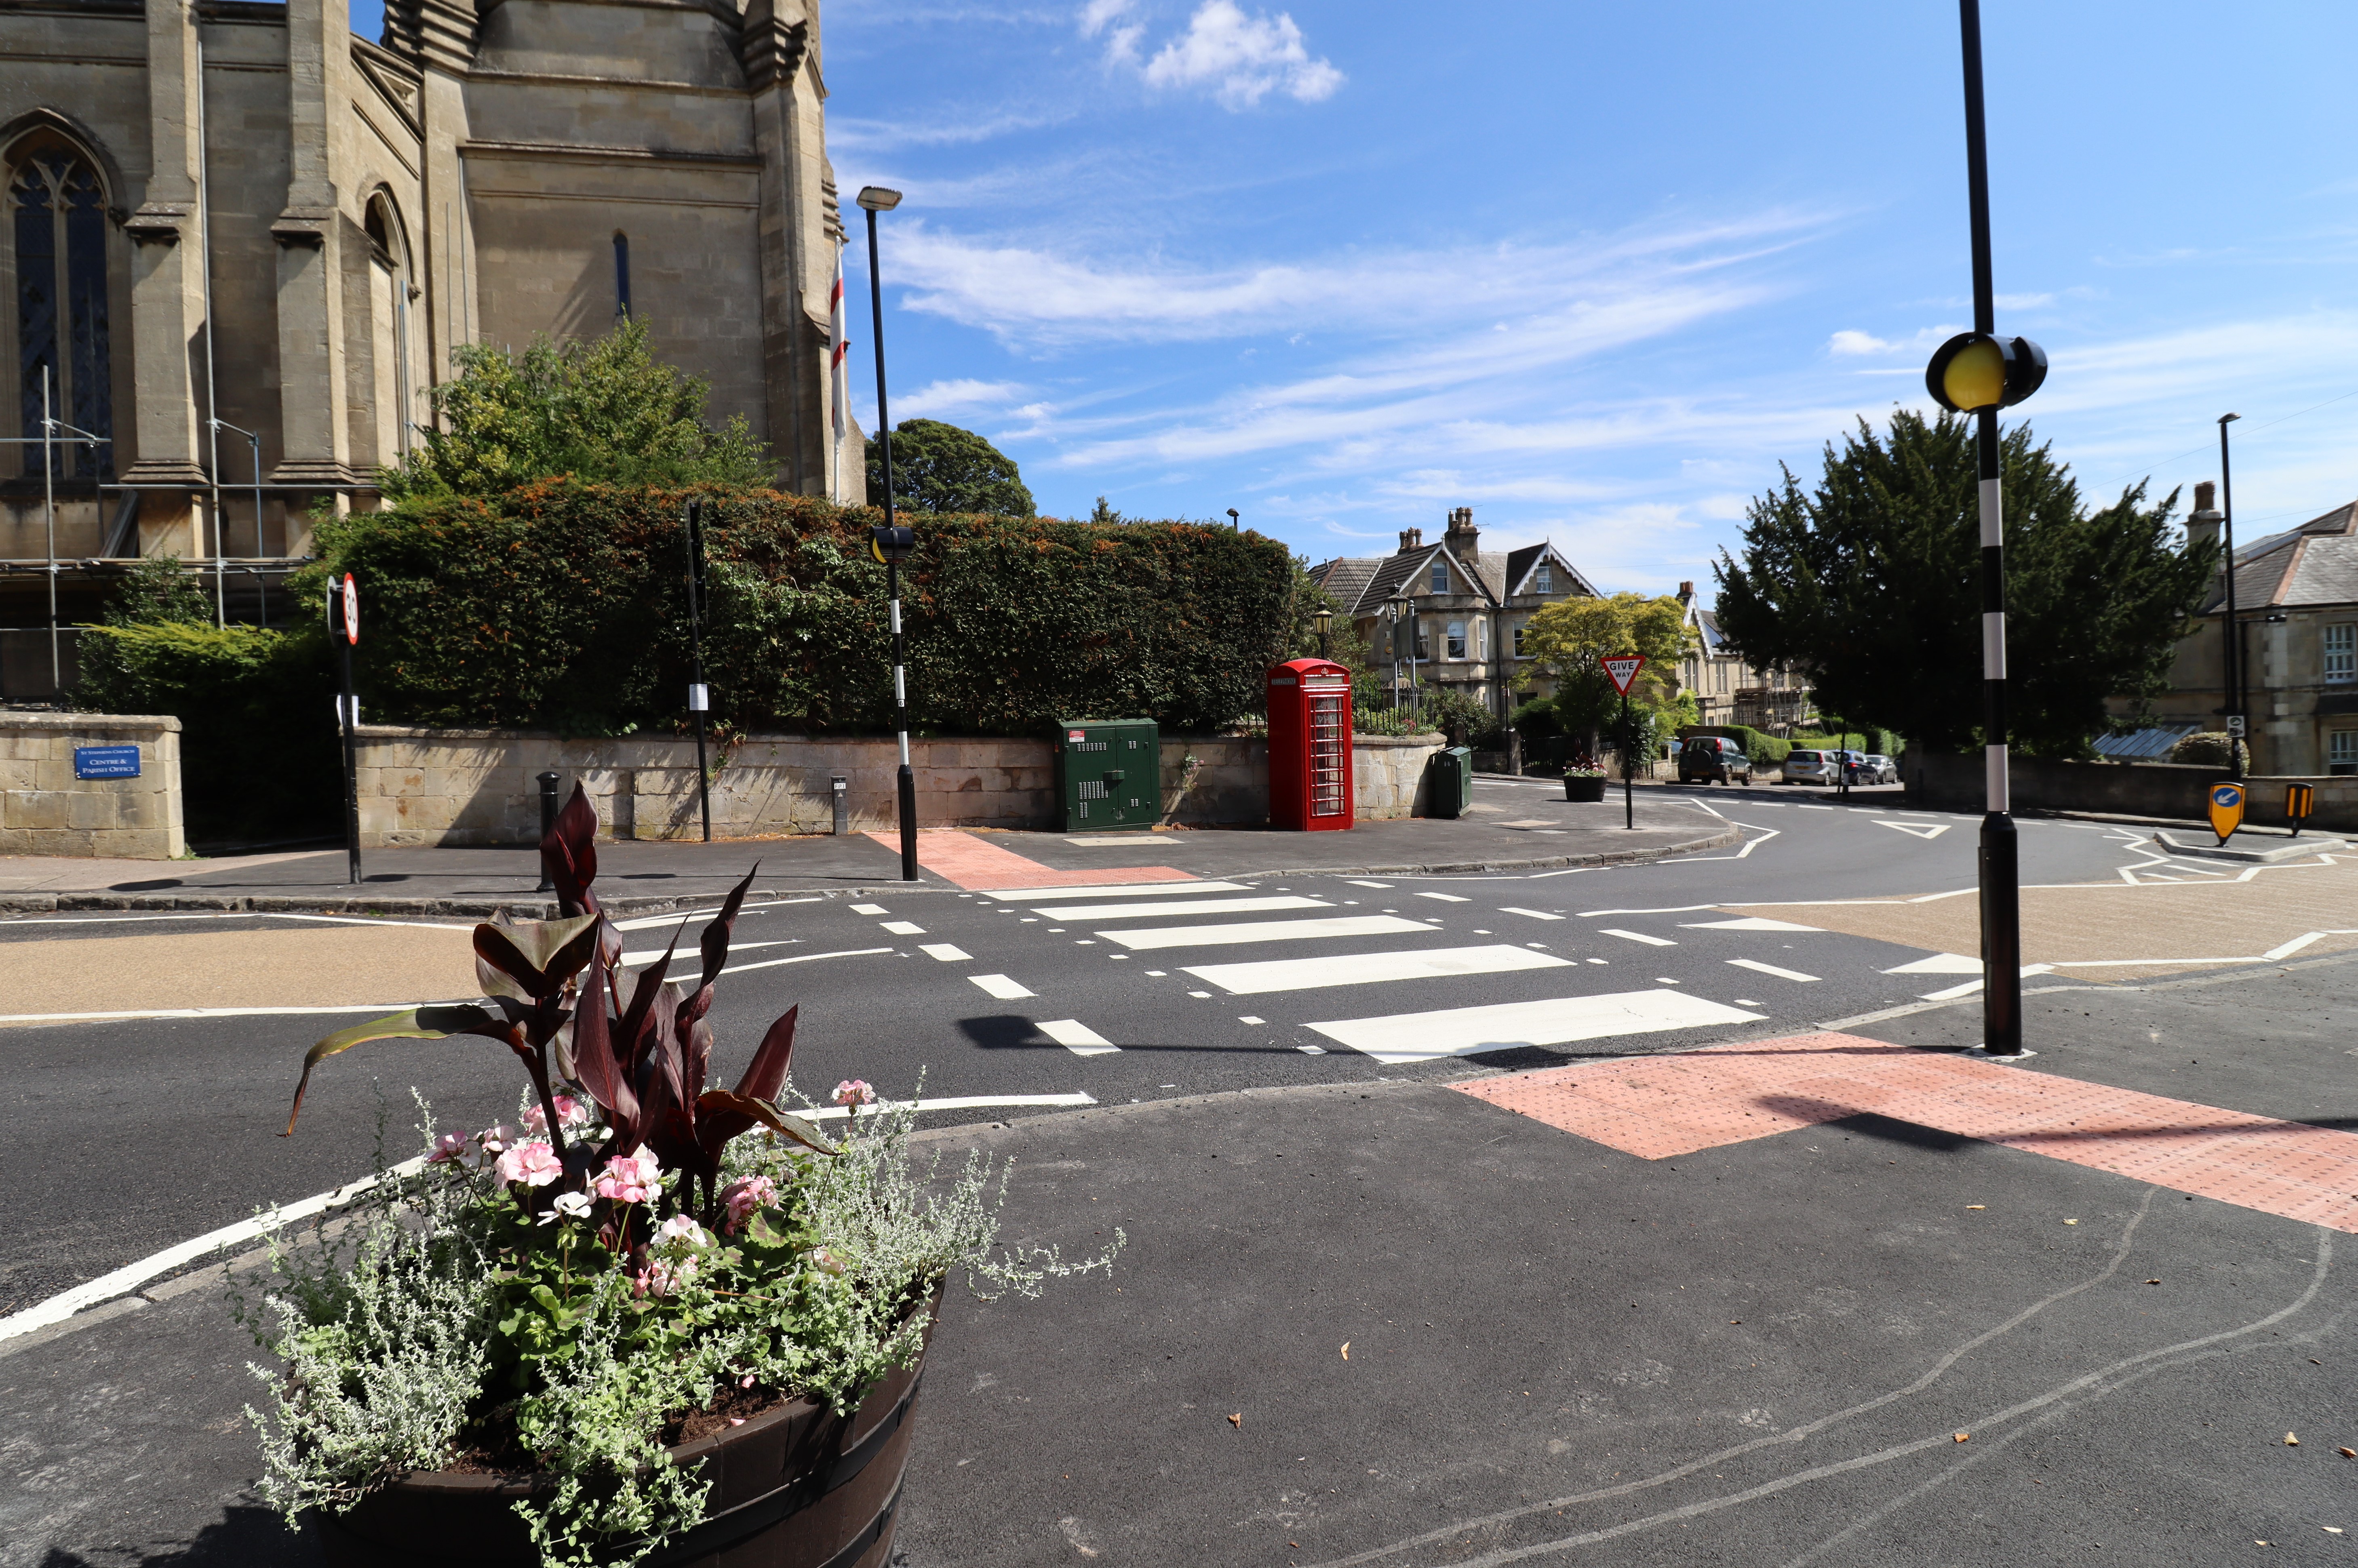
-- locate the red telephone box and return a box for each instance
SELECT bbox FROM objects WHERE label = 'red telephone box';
[1267,658,1354,831]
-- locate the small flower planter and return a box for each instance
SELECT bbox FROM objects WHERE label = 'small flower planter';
[322,1292,942,1568]
[1563,775,1607,802]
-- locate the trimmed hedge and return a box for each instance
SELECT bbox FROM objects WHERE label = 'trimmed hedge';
[322,482,1297,736]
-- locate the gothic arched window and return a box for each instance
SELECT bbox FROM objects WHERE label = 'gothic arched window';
[613,233,631,318]
[9,141,112,477]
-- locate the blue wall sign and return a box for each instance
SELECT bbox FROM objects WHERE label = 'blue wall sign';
[74,744,142,780]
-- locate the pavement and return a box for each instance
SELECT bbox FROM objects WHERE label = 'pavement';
[6,781,2357,1566]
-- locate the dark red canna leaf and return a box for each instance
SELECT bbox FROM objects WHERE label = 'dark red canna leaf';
[541,783,603,917]
[473,914,601,1000]
[568,920,638,1139]
[696,1088,838,1161]
[696,866,760,994]
[282,1002,510,1135]
[732,1005,801,1106]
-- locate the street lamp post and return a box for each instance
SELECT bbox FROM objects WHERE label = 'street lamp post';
[1227,508,1239,530]
[1925,0,2049,1058]
[208,417,263,603]
[1313,606,1332,661]
[858,184,919,883]
[2217,413,2243,778]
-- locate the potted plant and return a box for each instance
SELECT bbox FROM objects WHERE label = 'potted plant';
[1562,753,1608,802]
[242,788,1113,1567]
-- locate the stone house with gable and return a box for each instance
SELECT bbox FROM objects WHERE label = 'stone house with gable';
[1308,507,1599,721]
[1674,580,1813,734]
[0,0,855,695]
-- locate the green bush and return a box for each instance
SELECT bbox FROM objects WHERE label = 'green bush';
[319,482,1296,737]
[2168,731,2240,769]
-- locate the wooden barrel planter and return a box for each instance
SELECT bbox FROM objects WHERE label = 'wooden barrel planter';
[1562,775,1606,802]
[320,1295,940,1568]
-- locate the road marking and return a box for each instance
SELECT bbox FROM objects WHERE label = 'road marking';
[1727,958,1821,983]
[0,1002,455,1025]
[1064,836,1190,846]
[1307,991,1768,1064]
[1238,1015,1266,1025]
[803,1092,1097,1120]
[1416,892,1473,903]
[969,974,1035,1000]
[1681,918,1821,932]
[1183,944,1572,996]
[1733,998,1763,1006]
[1498,906,1564,920]
[919,943,971,962]
[1099,915,1435,951]
[722,948,893,975]
[1883,953,1981,975]
[1348,880,1393,888]
[985,881,1247,902]
[850,903,888,915]
[1875,820,1951,840]
[1599,928,1677,947]
[1037,1019,1118,1056]
[1030,895,1330,922]
[880,920,925,935]
[1919,965,2056,999]
[1797,804,1834,810]
[622,938,798,965]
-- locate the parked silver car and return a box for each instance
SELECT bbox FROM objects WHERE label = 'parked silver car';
[1779,748,1837,785]
[1861,753,1899,785]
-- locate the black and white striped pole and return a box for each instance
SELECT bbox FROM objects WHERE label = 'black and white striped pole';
[1927,0,2046,1056]
[858,183,920,884]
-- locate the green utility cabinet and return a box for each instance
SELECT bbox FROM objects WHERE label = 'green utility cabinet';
[1054,718,1160,831]
[1427,745,1474,819]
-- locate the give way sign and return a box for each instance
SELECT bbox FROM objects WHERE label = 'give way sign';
[1601,654,1646,695]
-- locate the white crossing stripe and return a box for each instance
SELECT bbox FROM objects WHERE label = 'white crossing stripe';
[984,881,1243,902]
[1307,991,1767,1064]
[918,944,971,962]
[1726,958,1820,983]
[968,974,1035,1000]
[1183,944,1571,996]
[1882,953,1981,975]
[850,903,887,914]
[1497,907,1564,921]
[1875,820,1951,840]
[1416,892,1473,903]
[1037,1019,1119,1056]
[1030,895,1330,922]
[1347,880,1393,888]
[1099,915,1434,951]
[1680,917,1822,932]
[1599,927,1677,947]
[881,921,925,935]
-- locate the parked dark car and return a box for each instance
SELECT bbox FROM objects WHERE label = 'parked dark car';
[1861,753,1899,785]
[1678,736,1753,785]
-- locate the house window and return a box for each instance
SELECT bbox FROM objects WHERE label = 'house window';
[2332,730,2358,770]
[2326,623,2356,683]
[1446,621,1466,660]
[613,233,632,318]
[1429,561,1448,594]
[1535,561,1551,595]
[1476,619,1488,661]
[10,140,112,477]
[1513,625,1526,658]
[1414,620,1429,661]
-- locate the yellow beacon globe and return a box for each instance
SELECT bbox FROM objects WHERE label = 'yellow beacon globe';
[1941,337,2008,412]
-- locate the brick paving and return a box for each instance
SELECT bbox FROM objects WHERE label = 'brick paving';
[870,829,1196,891]
[1457,1029,2358,1232]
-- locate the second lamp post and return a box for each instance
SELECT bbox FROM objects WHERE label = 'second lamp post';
[858,184,919,882]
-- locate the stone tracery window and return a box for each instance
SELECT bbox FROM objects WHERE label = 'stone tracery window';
[8,139,112,477]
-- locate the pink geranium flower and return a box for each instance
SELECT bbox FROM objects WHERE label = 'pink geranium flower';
[656,1214,710,1250]
[595,1147,662,1205]
[426,1131,471,1165]
[476,1124,512,1157]
[721,1175,778,1234]
[633,1256,697,1298]
[522,1095,585,1135]
[494,1139,563,1188]
[831,1080,877,1107]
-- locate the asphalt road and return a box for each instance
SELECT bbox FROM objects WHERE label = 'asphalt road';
[0,782,2156,1318]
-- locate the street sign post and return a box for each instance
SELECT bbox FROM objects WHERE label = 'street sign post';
[331,572,362,886]
[684,499,713,843]
[1602,656,1646,831]
[2207,780,2245,846]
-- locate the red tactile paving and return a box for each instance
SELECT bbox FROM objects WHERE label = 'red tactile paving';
[1455,1032,2358,1233]
[866,829,1197,891]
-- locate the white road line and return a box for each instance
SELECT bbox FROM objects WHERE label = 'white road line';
[2267,930,2358,960]
[1307,991,1767,1064]
[1726,958,1821,983]
[969,974,1035,1000]
[1497,907,1564,921]
[1416,892,1473,903]
[802,1092,1096,1120]
[1348,880,1394,888]
[849,903,888,915]
[621,938,797,966]
[1918,964,2057,999]
[1874,820,1950,840]
[1681,918,1821,932]
[722,948,891,975]
[880,920,925,935]
[1599,928,1677,947]
[608,898,819,931]
[1882,953,1983,975]
[1030,895,1330,922]
[919,943,972,962]
[1797,804,1834,810]
[984,881,1241,902]
[0,1001,454,1025]
[1238,1014,1266,1025]
[1037,1018,1119,1055]
[1183,944,1572,996]
[1099,915,1435,951]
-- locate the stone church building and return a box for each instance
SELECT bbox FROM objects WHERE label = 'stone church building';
[1,0,856,691]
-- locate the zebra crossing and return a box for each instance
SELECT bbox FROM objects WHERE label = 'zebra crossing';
[950,877,1770,1066]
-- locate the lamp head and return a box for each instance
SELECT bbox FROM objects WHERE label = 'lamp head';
[856,186,904,213]
[1313,607,1334,636]
[2220,412,2241,425]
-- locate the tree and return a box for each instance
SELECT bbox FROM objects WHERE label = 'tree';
[1712,411,2217,757]
[864,419,1035,517]
[379,319,771,500]
[1517,591,1696,753]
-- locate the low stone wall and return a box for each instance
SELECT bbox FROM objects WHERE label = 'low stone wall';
[354,728,1446,846]
[0,710,185,858]
[1902,750,2358,831]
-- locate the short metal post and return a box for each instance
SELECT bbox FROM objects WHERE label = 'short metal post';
[831,774,849,836]
[685,499,713,843]
[336,586,362,886]
[1621,692,1635,829]
[535,770,561,891]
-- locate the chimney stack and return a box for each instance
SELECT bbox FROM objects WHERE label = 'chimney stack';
[1443,506,1478,560]
[1677,580,1695,604]
[1397,527,1423,553]
[2188,480,2223,552]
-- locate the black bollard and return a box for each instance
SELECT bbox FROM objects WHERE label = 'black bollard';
[534,770,561,892]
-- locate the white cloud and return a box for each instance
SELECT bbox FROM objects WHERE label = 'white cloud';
[1826,324,1963,358]
[1085,0,1342,109]
[898,378,1033,421]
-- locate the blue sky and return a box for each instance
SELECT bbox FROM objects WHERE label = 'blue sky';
[360,1,2358,598]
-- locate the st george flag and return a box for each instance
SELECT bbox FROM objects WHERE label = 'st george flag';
[1601,654,1646,696]
[829,242,850,501]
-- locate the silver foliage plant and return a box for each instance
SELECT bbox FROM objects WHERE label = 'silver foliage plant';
[239,1087,1120,1568]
